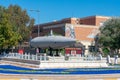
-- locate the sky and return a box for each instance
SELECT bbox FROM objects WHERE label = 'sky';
[0,0,120,24]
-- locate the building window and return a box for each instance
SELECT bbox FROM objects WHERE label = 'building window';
[88,46,95,52]
[88,46,98,52]
[32,29,38,33]
[40,28,43,32]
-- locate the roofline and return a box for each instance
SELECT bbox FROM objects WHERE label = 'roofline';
[34,18,71,27]
[34,15,111,27]
[80,15,111,19]
[66,23,99,28]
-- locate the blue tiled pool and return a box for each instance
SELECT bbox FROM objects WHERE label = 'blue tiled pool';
[0,65,120,75]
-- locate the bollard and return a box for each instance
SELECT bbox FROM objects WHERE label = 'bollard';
[40,55,42,61]
[99,54,102,60]
[53,53,55,61]
[21,54,23,59]
[114,55,118,64]
[33,55,35,60]
[106,55,111,64]
[28,53,30,60]
[32,54,34,60]
[44,53,46,61]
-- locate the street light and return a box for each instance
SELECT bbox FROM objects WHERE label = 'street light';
[30,10,40,37]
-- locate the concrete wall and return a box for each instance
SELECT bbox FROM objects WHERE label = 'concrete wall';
[39,61,108,68]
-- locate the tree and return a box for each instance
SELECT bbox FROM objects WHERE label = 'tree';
[0,8,21,52]
[98,17,120,55]
[7,5,34,42]
[0,5,34,52]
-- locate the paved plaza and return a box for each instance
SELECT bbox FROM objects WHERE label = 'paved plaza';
[0,74,120,80]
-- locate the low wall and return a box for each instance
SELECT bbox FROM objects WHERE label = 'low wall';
[39,61,108,68]
[0,57,108,69]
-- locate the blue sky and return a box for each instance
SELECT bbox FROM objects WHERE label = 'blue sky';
[0,0,120,24]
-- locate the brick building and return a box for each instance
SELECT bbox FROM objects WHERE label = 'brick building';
[31,15,110,55]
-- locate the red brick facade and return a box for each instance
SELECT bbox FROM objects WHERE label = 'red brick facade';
[80,16,110,26]
[31,15,110,41]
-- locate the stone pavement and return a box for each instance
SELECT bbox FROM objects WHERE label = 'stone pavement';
[0,74,120,80]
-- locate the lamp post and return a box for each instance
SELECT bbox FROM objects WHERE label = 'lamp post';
[30,10,40,36]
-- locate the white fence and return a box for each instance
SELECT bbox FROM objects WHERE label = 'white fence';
[0,52,104,62]
[0,53,48,61]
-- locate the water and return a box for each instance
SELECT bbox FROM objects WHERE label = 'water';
[0,65,120,75]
